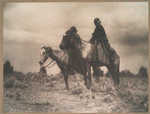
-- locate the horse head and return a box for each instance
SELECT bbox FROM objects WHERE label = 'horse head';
[39,46,52,66]
[59,29,81,50]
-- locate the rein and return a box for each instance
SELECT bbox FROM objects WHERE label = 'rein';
[43,37,90,69]
[74,38,91,53]
[44,59,55,68]
[45,50,67,69]
[81,38,91,44]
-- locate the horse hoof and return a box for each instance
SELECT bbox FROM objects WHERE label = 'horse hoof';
[67,88,70,91]
[86,85,91,90]
[87,87,90,90]
[84,83,87,86]
[114,83,119,87]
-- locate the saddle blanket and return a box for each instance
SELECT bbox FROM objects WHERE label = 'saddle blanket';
[92,43,110,65]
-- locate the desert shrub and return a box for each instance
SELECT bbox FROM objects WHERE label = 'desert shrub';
[45,81,57,87]
[117,88,134,100]
[91,84,100,93]
[3,60,13,75]
[91,77,114,94]
[136,67,148,78]
[117,88,146,105]
[119,70,135,77]
[134,94,148,104]
[25,72,37,83]
[12,71,25,82]
[57,72,63,78]
[39,66,47,75]
[4,77,16,88]
[99,77,112,90]
[14,80,28,89]
[71,82,84,95]
[15,89,22,100]
[102,94,114,103]
[51,75,59,81]
[45,76,51,82]
[30,72,47,83]
[70,82,93,98]
[5,89,23,100]
[119,81,130,89]
[69,74,84,83]
[111,106,123,113]
[71,87,83,95]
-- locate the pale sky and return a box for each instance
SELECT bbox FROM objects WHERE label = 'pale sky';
[3,2,148,75]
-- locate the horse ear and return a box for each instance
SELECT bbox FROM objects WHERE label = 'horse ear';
[41,46,46,49]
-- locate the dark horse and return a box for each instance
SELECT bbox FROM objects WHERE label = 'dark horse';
[59,29,120,89]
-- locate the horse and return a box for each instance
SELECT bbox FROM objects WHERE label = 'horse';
[59,29,120,89]
[39,46,83,90]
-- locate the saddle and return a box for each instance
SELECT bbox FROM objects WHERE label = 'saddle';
[92,40,115,65]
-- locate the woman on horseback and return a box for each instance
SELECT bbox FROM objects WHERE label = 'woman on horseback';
[89,18,115,61]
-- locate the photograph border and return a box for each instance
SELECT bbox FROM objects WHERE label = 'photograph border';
[0,0,149,114]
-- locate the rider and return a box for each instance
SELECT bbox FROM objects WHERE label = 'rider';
[70,26,77,33]
[70,26,82,46]
[89,18,115,61]
[61,26,82,67]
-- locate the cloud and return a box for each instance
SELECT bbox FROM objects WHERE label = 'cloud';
[3,2,148,74]
[120,33,148,46]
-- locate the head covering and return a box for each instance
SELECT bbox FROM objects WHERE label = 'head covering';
[70,26,78,32]
[94,18,101,25]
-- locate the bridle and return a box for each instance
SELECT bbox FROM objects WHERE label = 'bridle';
[47,51,66,69]
[41,32,91,69]
[41,46,66,69]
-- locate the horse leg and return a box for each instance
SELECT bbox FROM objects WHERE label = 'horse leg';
[115,62,120,86]
[64,73,69,90]
[113,54,120,86]
[92,66,98,77]
[107,63,120,86]
[87,64,92,89]
[107,64,117,86]
[62,70,69,90]
[84,74,88,87]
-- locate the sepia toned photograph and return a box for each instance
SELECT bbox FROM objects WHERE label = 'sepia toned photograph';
[3,2,148,113]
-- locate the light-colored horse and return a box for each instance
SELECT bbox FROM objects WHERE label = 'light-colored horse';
[39,46,81,90]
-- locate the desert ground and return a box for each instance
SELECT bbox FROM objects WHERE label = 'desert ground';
[3,71,148,113]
